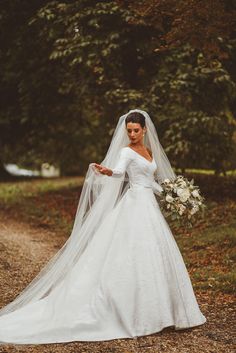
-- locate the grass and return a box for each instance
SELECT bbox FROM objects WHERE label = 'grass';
[0,175,235,294]
[0,177,84,234]
[174,167,236,176]
[179,222,236,294]
[0,177,84,203]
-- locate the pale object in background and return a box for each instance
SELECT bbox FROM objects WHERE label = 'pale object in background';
[5,163,40,177]
[41,163,60,178]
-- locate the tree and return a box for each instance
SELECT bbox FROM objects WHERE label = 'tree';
[34,1,236,172]
[0,0,235,178]
[118,0,236,60]
[148,45,236,173]
[0,1,92,174]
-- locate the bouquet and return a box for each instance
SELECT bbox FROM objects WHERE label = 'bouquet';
[159,175,206,227]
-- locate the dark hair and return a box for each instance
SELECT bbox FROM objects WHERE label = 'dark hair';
[125,112,146,128]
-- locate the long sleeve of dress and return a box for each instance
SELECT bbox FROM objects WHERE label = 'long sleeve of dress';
[111,148,132,178]
[151,180,163,196]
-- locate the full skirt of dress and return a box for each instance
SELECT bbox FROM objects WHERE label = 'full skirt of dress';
[0,185,206,344]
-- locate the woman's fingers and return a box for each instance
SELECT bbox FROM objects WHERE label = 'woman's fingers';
[92,163,112,176]
[94,164,103,171]
[100,167,106,174]
[93,163,107,174]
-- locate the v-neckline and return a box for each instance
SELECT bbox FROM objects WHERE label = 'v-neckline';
[126,146,154,164]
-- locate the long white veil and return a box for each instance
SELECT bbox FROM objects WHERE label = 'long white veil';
[0,109,176,317]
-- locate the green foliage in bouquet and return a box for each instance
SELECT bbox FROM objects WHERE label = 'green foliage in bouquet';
[159,175,206,228]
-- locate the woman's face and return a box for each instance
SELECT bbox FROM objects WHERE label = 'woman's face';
[126,122,146,144]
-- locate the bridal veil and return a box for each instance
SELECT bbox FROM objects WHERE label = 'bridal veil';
[0,109,176,317]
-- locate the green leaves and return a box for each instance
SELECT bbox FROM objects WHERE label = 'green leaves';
[0,0,235,175]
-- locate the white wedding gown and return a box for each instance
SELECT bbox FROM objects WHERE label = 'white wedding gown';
[0,147,206,344]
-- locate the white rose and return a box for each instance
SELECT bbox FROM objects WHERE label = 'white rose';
[166,195,174,203]
[178,204,186,215]
[190,205,199,215]
[180,195,189,203]
[191,189,200,198]
[177,188,190,202]
[176,188,183,196]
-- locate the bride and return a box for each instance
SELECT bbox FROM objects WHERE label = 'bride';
[0,109,206,344]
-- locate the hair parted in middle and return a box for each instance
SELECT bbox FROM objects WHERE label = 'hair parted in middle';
[125,112,146,128]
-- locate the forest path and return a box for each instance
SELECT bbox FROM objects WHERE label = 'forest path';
[0,210,234,353]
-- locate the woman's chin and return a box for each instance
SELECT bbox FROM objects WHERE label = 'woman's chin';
[130,139,142,144]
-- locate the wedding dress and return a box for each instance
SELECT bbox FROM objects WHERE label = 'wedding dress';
[0,109,206,344]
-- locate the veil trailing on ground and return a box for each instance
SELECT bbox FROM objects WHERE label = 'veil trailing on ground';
[0,109,176,317]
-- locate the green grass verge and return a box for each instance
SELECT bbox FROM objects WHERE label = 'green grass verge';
[175,205,236,294]
[174,168,236,176]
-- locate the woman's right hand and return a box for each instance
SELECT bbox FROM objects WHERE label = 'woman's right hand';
[91,163,113,176]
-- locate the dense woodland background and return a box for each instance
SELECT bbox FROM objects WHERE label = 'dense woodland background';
[0,3,235,352]
[0,0,236,176]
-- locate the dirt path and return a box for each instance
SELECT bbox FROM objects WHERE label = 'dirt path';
[0,211,235,353]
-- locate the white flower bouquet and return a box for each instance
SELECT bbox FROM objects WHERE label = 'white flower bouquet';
[159,175,206,227]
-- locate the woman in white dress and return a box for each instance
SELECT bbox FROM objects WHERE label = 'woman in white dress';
[0,109,206,344]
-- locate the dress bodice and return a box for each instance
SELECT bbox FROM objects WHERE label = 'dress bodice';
[111,147,163,195]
